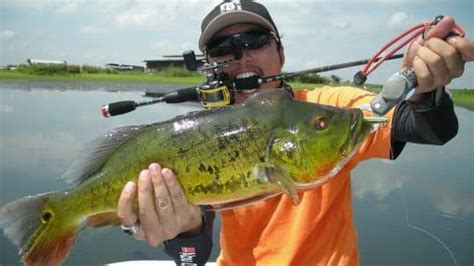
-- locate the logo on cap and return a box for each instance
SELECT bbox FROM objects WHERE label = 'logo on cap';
[220,0,242,13]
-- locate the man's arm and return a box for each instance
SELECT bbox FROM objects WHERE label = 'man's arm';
[389,15,472,159]
[390,88,458,159]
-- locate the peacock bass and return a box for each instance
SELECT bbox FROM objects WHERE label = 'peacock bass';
[0,89,386,265]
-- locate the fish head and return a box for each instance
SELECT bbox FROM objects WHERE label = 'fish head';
[274,102,375,188]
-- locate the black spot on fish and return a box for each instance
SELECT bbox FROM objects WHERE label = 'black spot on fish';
[217,138,226,150]
[214,174,221,184]
[224,177,243,192]
[191,182,225,195]
[207,166,214,174]
[198,163,206,173]
[178,148,187,156]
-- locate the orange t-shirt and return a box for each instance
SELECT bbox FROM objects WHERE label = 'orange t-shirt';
[216,86,394,265]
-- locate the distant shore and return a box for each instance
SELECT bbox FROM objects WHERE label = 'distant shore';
[1,69,472,111]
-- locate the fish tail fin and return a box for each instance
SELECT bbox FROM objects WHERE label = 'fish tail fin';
[0,192,80,266]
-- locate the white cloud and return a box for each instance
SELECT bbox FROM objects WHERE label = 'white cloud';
[0,31,15,39]
[115,8,155,26]
[388,11,416,29]
[330,16,351,30]
[353,170,402,201]
[435,194,474,216]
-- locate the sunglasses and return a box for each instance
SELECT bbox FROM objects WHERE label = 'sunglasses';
[206,29,277,58]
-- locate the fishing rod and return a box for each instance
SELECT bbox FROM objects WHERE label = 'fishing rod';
[101,15,466,118]
[100,53,403,117]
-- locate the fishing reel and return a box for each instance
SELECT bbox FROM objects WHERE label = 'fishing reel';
[183,50,235,108]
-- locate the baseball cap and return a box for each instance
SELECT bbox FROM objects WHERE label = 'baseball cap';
[199,0,280,52]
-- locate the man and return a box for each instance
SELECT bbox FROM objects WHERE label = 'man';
[117,1,473,265]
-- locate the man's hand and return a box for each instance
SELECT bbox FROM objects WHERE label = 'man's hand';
[117,163,202,246]
[403,16,474,95]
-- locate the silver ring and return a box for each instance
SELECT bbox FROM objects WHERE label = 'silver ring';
[121,221,141,236]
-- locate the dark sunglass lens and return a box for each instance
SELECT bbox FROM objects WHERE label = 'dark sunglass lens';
[207,46,233,57]
[207,36,233,57]
[241,31,270,49]
[206,30,272,57]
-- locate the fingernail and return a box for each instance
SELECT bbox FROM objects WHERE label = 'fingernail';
[125,181,135,193]
[447,36,458,45]
[149,163,160,174]
[161,168,174,185]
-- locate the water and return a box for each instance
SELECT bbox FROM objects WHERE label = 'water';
[0,81,472,265]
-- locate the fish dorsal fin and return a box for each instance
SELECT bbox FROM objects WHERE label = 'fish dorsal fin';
[60,125,149,184]
[0,192,59,250]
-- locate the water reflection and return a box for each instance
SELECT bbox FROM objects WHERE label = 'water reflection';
[0,83,472,265]
[352,108,474,265]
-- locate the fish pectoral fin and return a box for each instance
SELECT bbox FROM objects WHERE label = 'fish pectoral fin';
[210,193,280,211]
[256,164,299,205]
[87,212,120,228]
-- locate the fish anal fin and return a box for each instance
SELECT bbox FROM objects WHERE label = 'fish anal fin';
[87,212,120,228]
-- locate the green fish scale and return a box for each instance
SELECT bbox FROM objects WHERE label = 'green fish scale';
[56,105,283,219]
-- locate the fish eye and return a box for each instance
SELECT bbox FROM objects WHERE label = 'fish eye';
[41,211,53,224]
[312,116,329,130]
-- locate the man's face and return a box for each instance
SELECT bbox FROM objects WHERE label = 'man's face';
[206,23,285,103]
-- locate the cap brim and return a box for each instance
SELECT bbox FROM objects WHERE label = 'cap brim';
[199,10,277,52]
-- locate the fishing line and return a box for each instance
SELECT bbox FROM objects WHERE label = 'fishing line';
[399,180,457,266]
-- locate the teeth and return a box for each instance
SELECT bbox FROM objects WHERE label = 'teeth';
[236,72,257,79]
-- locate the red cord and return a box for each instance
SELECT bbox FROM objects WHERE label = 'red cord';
[362,18,466,78]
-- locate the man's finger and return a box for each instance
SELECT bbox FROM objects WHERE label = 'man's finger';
[413,55,433,93]
[149,164,178,239]
[117,181,138,227]
[448,36,474,61]
[162,168,189,209]
[417,46,450,88]
[138,169,164,247]
[162,168,202,234]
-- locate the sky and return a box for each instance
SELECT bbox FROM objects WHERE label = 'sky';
[1,0,473,88]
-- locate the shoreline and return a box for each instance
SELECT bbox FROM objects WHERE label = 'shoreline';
[1,74,472,110]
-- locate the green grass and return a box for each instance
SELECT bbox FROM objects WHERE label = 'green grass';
[0,68,204,85]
